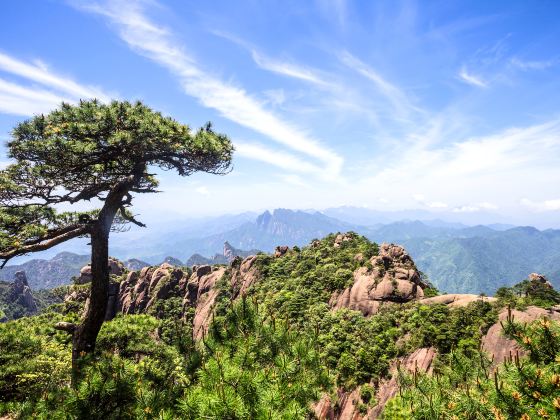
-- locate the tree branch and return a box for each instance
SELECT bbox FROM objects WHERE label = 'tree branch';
[119,206,146,228]
[0,225,90,268]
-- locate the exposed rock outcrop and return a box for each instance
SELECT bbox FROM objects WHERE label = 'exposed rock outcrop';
[230,255,260,296]
[314,347,436,419]
[274,246,289,258]
[7,271,37,313]
[482,306,560,365]
[76,258,124,284]
[182,266,227,339]
[330,243,425,315]
[370,347,435,418]
[66,253,262,340]
[117,263,186,315]
[528,272,552,287]
[333,233,352,248]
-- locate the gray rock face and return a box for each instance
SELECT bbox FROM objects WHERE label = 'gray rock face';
[8,271,37,313]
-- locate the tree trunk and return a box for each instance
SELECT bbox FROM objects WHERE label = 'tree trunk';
[71,225,110,385]
[69,170,143,386]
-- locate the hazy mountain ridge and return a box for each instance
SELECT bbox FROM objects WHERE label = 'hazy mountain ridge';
[0,252,89,290]
[3,209,559,295]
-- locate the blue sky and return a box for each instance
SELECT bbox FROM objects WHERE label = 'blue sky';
[1,0,560,227]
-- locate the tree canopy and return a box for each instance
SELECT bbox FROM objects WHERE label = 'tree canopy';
[0,99,234,265]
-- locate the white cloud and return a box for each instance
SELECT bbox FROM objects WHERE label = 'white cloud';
[212,30,330,86]
[358,119,560,212]
[251,51,330,86]
[452,203,497,213]
[521,198,560,212]
[235,141,324,174]
[0,78,70,116]
[458,66,487,88]
[339,51,422,119]
[0,51,113,116]
[0,51,110,101]
[79,0,343,178]
[195,186,210,195]
[510,57,557,71]
[413,193,448,209]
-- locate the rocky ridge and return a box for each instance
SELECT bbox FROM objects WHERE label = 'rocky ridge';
[64,235,560,419]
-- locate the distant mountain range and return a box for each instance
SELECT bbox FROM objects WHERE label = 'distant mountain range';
[2,208,559,294]
[0,252,89,290]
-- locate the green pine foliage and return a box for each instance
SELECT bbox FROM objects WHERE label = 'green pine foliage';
[495,278,560,309]
[0,297,331,418]
[383,310,560,419]
[179,297,331,418]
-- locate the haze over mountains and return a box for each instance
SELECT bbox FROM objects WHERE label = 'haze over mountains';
[2,207,560,294]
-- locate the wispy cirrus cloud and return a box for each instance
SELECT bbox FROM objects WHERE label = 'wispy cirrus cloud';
[211,30,333,88]
[0,51,112,116]
[338,51,423,119]
[77,0,343,178]
[458,66,487,88]
[510,57,557,71]
[251,50,331,87]
[0,78,70,116]
[0,51,110,101]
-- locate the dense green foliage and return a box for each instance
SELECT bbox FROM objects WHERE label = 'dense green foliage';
[383,312,560,419]
[0,298,331,418]
[495,277,560,309]
[215,234,498,390]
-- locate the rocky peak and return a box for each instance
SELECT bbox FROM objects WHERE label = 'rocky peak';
[333,233,352,248]
[528,272,552,288]
[274,245,289,257]
[223,241,236,262]
[8,271,37,313]
[331,243,426,315]
[124,258,150,271]
[161,256,183,266]
[256,210,272,230]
